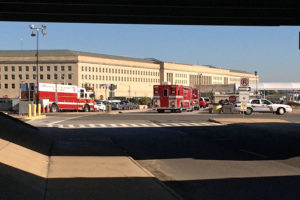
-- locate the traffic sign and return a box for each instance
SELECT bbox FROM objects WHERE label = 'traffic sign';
[240,78,249,87]
[229,96,237,103]
[241,102,247,111]
[238,86,251,91]
[239,91,250,103]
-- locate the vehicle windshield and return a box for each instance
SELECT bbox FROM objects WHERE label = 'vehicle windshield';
[262,100,272,105]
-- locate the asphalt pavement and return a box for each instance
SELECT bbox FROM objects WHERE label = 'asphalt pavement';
[22,110,300,199]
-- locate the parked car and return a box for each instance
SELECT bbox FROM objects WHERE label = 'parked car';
[94,101,107,111]
[111,102,121,110]
[234,98,293,115]
[204,97,211,106]
[199,97,207,108]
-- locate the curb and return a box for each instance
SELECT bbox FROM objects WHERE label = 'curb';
[208,117,289,125]
[23,115,47,120]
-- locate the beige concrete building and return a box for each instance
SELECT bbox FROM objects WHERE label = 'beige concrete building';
[0,50,257,99]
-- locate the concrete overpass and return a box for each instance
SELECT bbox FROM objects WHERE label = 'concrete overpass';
[0,1,300,25]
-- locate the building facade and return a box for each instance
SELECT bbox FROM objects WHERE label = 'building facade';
[0,50,258,99]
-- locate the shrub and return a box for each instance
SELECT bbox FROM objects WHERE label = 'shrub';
[286,102,300,106]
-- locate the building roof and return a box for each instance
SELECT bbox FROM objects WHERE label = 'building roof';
[0,50,157,64]
[0,50,253,75]
[229,69,253,75]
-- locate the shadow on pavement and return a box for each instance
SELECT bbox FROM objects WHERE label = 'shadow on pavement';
[78,123,300,161]
[1,111,300,200]
[165,175,300,200]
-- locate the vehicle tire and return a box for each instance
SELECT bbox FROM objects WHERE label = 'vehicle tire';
[50,104,59,112]
[276,107,285,115]
[244,107,253,115]
[179,107,183,113]
[84,104,90,112]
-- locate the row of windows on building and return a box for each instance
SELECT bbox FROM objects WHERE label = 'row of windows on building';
[81,66,159,76]
[0,82,73,89]
[175,80,188,84]
[175,73,187,78]
[1,74,72,80]
[82,83,153,90]
[213,76,223,81]
[0,65,72,72]
[82,74,159,83]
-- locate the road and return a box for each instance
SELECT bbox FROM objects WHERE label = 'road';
[28,111,300,200]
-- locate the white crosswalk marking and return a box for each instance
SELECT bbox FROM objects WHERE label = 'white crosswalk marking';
[160,123,171,126]
[130,124,139,127]
[43,122,223,129]
[200,122,215,126]
[190,123,201,126]
[168,123,181,126]
[177,123,191,126]
[149,123,160,127]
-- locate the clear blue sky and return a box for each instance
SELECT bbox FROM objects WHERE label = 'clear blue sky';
[1,21,300,82]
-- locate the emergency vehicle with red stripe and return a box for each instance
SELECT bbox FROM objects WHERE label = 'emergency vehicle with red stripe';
[153,83,194,113]
[38,83,95,112]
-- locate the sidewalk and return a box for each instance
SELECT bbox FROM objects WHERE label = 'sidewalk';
[209,118,288,125]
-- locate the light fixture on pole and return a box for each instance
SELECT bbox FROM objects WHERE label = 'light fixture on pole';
[198,73,203,96]
[254,71,258,97]
[29,24,47,105]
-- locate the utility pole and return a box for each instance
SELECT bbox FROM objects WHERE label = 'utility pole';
[29,24,47,105]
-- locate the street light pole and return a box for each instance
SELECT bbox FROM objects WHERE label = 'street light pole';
[254,71,258,97]
[29,24,47,105]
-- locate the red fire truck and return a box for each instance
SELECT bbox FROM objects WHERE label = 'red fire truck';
[153,84,194,113]
[22,83,95,112]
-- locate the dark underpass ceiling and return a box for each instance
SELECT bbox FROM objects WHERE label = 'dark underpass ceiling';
[0,0,300,26]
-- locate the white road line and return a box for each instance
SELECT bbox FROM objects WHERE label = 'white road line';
[88,124,96,128]
[110,124,117,127]
[47,124,53,127]
[68,125,75,128]
[140,124,149,127]
[58,124,64,128]
[79,124,85,128]
[240,149,268,158]
[98,124,107,127]
[130,124,139,127]
[47,115,89,126]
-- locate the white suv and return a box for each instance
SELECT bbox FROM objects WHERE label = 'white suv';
[235,99,292,115]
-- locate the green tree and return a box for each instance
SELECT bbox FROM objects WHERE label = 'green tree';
[138,97,148,105]
[208,90,215,103]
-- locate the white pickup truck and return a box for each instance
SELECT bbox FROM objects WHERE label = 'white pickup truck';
[235,99,293,115]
